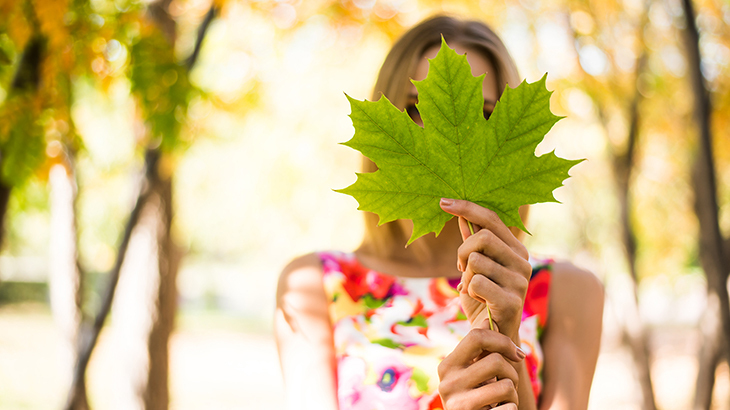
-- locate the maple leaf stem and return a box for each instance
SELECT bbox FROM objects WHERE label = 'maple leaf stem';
[466,220,495,332]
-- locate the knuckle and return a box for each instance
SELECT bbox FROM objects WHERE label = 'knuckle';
[515,275,529,295]
[505,294,522,316]
[477,228,495,244]
[437,359,448,380]
[467,251,482,266]
[470,327,488,341]
[469,328,492,347]
[487,351,508,369]
[468,279,486,303]
[496,378,515,398]
[457,245,469,263]
[515,243,529,260]
[469,273,485,288]
[486,210,501,226]
[518,258,532,277]
[444,395,465,410]
[502,376,515,392]
[491,351,509,367]
[441,395,454,410]
[438,376,455,395]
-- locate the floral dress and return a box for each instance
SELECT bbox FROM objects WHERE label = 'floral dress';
[319,251,553,409]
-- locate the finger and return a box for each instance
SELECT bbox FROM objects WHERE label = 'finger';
[458,216,481,241]
[492,403,518,410]
[467,273,511,309]
[475,314,501,335]
[438,328,524,374]
[458,238,531,286]
[469,353,519,389]
[441,199,527,258]
[460,378,519,409]
[461,252,529,296]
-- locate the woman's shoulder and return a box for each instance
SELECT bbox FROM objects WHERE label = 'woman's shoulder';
[277,251,358,299]
[280,252,323,277]
[550,260,604,300]
[276,253,326,303]
[546,260,604,332]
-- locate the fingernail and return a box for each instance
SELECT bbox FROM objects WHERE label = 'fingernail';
[456,281,463,292]
[440,198,454,206]
[515,344,526,360]
[457,261,464,272]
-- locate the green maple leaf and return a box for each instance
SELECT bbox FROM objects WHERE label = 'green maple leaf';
[337,38,583,245]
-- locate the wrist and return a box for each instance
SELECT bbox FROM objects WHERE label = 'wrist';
[509,328,521,346]
[514,358,538,410]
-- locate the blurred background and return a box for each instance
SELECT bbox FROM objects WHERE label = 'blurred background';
[0,0,728,408]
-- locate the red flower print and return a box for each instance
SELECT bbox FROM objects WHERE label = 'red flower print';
[340,258,395,302]
[367,271,395,299]
[523,268,551,328]
[427,394,444,410]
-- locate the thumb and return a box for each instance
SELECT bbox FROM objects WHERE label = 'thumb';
[439,198,481,241]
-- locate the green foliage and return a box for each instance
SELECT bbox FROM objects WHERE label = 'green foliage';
[338,39,581,245]
[0,100,46,186]
[0,0,200,194]
[130,32,195,153]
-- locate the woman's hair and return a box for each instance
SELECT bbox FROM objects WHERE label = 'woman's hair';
[360,15,521,255]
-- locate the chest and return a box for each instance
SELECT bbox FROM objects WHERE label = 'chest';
[319,251,551,407]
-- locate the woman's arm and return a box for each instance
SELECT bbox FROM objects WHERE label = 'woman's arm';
[440,198,536,409]
[274,253,339,410]
[538,262,604,410]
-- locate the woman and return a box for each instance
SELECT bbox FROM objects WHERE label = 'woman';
[275,16,603,410]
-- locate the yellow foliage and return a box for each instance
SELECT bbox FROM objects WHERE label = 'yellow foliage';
[32,0,70,50]
[40,53,59,103]
[5,0,32,51]
[0,93,41,139]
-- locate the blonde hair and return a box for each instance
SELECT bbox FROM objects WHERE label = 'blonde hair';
[360,15,522,255]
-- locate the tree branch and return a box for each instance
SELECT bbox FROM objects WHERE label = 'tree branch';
[186,5,218,70]
[681,0,730,365]
[65,150,159,410]
[65,4,220,406]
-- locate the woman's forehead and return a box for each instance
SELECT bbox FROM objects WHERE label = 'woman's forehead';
[409,43,498,102]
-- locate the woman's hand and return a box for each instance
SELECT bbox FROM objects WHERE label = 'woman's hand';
[437,322,527,410]
[439,198,532,344]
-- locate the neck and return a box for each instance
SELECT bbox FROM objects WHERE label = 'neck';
[356,218,463,278]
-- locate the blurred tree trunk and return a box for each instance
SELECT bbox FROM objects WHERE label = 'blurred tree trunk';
[139,1,177,407]
[65,152,157,410]
[110,158,177,409]
[0,181,10,255]
[694,293,723,409]
[611,63,657,410]
[681,0,730,408]
[138,4,216,406]
[566,2,658,407]
[143,173,180,410]
[48,161,84,404]
[609,52,658,410]
[121,2,215,407]
[64,3,216,408]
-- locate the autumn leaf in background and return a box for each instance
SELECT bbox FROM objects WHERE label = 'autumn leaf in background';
[337,38,583,245]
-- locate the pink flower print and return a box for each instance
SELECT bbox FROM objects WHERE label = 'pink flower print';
[338,354,420,410]
[338,355,367,407]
